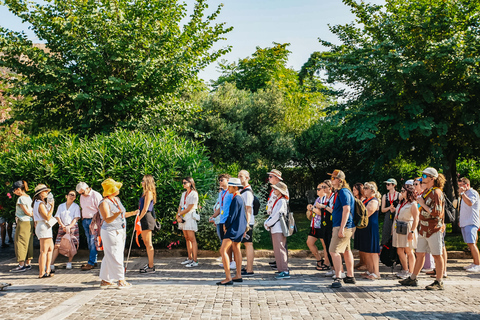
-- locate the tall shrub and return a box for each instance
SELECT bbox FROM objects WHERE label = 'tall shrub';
[0,129,217,246]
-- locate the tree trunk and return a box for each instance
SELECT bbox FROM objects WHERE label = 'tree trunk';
[443,151,460,233]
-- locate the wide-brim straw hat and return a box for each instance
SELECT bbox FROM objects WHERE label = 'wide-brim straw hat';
[101,178,123,197]
[227,177,243,187]
[34,184,51,197]
[267,169,283,181]
[272,182,289,197]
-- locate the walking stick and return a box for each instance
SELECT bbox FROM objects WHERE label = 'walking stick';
[125,226,136,273]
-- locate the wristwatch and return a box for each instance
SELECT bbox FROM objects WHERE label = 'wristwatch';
[410,231,414,233]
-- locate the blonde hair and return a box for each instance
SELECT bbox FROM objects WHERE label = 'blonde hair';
[364,181,381,199]
[143,175,157,204]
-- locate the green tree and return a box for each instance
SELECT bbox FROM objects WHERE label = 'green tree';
[0,0,232,134]
[301,0,480,198]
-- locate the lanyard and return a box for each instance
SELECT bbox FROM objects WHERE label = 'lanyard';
[107,196,123,219]
[272,196,283,211]
[363,197,374,205]
[388,192,395,206]
[331,192,339,210]
[268,189,274,201]
[396,201,408,220]
[220,189,228,207]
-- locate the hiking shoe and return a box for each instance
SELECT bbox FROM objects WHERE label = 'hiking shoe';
[425,280,444,290]
[10,265,27,273]
[396,270,409,279]
[275,271,290,280]
[66,262,73,270]
[81,264,94,271]
[241,270,255,277]
[268,261,276,265]
[399,276,418,286]
[139,264,156,273]
[330,278,342,288]
[185,261,199,268]
[343,276,356,284]
[465,264,480,273]
[181,259,193,265]
[24,264,32,270]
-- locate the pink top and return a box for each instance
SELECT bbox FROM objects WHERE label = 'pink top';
[79,189,103,219]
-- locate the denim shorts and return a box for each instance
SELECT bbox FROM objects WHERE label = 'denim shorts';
[461,225,479,244]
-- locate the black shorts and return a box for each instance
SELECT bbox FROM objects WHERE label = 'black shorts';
[308,227,324,239]
[218,223,226,240]
[140,211,156,231]
[241,225,254,243]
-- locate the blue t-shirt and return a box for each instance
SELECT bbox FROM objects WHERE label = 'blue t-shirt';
[219,189,233,224]
[332,188,355,229]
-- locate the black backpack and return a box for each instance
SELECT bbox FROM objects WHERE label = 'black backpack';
[380,238,399,268]
[240,188,261,216]
[443,193,456,224]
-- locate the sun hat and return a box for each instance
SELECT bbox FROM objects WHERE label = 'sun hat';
[34,184,51,197]
[267,169,283,180]
[272,182,289,197]
[227,177,243,187]
[405,179,414,186]
[384,178,397,185]
[328,169,346,180]
[10,180,24,193]
[422,167,439,178]
[101,178,123,197]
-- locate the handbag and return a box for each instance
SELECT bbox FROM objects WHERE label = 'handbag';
[395,220,408,235]
[192,212,201,221]
[45,216,58,228]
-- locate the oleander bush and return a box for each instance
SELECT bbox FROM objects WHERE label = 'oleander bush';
[0,129,217,247]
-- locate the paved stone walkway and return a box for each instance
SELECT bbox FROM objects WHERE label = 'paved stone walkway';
[1,252,480,319]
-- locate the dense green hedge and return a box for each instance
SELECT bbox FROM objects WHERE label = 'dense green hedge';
[0,129,217,247]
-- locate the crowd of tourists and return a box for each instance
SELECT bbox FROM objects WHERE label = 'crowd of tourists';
[4,166,479,290]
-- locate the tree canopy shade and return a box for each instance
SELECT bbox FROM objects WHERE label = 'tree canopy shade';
[301,0,480,197]
[0,0,232,134]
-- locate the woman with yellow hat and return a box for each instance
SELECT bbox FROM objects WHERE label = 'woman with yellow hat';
[98,178,139,289]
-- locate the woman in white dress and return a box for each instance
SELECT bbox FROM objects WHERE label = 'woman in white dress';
[176,177,199,268]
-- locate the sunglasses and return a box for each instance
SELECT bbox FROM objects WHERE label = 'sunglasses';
[401,189,407,193]
[68,193,76,197]
[182,181,189,185]
[422,174,431,179]
[386,183,393,186]
[413,183,419,186]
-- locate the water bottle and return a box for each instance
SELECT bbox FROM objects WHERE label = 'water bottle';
[46,192,54,211]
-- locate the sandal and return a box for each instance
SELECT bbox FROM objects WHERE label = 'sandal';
[316,264,331,271]
[38,273,53,278]
[117,281,132,289]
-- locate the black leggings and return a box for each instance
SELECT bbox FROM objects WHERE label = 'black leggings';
[322,226,333,267]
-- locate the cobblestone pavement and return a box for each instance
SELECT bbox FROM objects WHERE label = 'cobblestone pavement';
[1,252,480,320]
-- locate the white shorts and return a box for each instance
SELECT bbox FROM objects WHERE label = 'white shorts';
[417,231,443,256]
[35,220,53,239]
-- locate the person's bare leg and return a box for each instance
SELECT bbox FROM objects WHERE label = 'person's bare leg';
[442,246,448,276]
[371,253,380,277]
[141,230,154,267]
[410,252,425,279]
[307,236,321,261]
[51,245,60,266]
[433,254,444,281]
[232,242,242,279]
[344,249,355,278]
[187,231,198,262]
[405,248,416,273]
[397,248,408,271]
[219,239,232,283]
[45,239,54,275]
[183,230,192,261]
[245,242,254,273]
[468,243,480,265]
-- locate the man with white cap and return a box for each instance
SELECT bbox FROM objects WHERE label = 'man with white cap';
[458,177,480,272]
[400,167,446,290]
[76,182,103,271]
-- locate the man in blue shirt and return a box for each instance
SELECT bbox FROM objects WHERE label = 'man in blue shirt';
[328,169,356,288]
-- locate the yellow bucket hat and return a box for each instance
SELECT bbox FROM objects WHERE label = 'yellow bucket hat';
[101,178,123,197]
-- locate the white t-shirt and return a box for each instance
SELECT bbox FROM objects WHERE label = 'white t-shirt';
[33,200,45,221]
[459,188,480,228]
[179,190,198,211]
[55,202,81,226]
[241,186,255,225]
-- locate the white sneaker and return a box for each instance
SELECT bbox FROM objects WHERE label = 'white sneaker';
[421,268,433,273]
[230,261,236,270]
[325,270,335,277]
[181,259,193,265]
[396,270,409,279]
[332,272,346,279]
[463,263,475,270]
[216,257,223,262]
[466,264,480,273]
[185,261,199,268]
[66,262,72,269]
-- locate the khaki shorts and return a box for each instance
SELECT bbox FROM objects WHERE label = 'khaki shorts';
[329,226,355,254]
[417,231,443,256]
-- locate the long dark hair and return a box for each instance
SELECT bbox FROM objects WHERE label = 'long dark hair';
[183,177,196,191]
[323,180,333,193]
[353,183,364,199]
[402,184,417,203]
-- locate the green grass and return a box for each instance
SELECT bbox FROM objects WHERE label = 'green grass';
[254,212,480,252]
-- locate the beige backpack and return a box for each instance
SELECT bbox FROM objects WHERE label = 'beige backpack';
[58,233,79,257]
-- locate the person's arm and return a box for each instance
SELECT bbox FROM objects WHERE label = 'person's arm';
[99,201,121,224]
[459,188,476,207]
[366,199,378,218]
[381,194,389,213]
[265,202,281,228]
[429,189,444,217]
[18,203,33,217]
[409,202,419,241]
[338,205,350,238]
[138,191,153,220]
[125,210,139,218]
[178,204,195,217]
[38,200,55,220]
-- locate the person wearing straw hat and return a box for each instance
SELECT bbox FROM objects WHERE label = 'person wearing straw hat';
[217,178,247,285]
[98,178,139,289]
[32,184,55,278]
[264,182,290,279]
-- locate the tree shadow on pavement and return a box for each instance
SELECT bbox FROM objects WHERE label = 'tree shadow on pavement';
[361,311,480,320]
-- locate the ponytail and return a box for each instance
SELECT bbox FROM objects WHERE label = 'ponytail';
[434,174,446,190]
